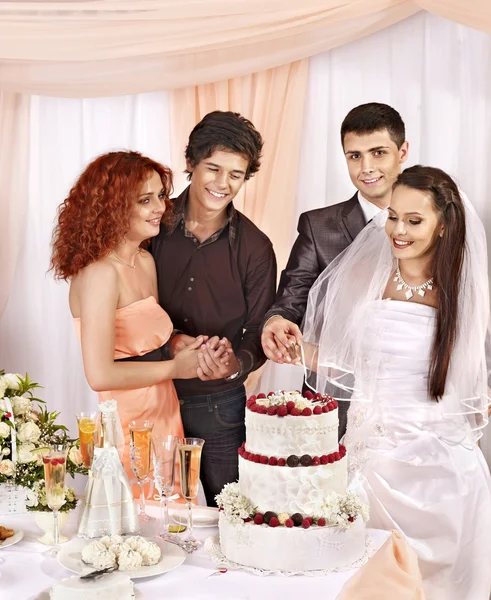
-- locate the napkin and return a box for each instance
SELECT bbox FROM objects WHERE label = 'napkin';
[337,530,425,600]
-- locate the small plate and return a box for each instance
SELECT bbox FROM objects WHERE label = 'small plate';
[0,530,24,549]
[58,537,185,579]
[34,585,143,599]
[172,507,219,528]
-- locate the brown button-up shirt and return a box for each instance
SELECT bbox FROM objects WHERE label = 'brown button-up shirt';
[151,186,277,397]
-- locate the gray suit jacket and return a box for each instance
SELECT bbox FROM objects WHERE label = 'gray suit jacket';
[263,193,366,326]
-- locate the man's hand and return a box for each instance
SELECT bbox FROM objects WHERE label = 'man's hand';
[197,337,239,381]
[261,316,303,364]
[169,333,207,358]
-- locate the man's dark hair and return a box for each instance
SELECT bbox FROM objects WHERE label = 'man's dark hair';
[185,111,263,180]
[340,103,406,149]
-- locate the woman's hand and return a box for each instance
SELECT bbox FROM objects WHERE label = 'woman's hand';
[170,336,205,379]
[197,338,239,381]
[169,333,209,358]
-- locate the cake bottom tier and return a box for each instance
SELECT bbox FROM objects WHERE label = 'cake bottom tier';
[218,513,366,572]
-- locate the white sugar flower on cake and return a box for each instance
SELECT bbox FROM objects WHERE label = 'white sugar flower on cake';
[118,547,143,571]
[215,482,255,525]
[314,491,369,529]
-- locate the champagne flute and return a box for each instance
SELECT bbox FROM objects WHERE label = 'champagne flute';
[152,435,178,540]
[129,420,154,522]
[179,437,205,553]
[42,444,68,556]
[76,411,97,468]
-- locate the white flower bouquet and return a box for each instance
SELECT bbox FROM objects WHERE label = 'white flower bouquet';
[215,482,256,525]
[0,370,87,512]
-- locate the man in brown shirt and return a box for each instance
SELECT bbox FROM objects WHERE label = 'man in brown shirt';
[151,111,276,506]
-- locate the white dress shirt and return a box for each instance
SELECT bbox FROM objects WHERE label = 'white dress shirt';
[357,191,384,224]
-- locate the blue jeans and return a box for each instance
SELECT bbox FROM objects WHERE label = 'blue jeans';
[178,385,246,507]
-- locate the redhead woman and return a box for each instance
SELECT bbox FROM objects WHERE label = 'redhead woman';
[51,151,206,496]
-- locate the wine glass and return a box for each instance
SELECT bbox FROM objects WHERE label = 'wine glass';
[178,437,205,553]
[76,411,97,468]
[42,444,68,557]
[152,435,178,540]
[129,420,154,522]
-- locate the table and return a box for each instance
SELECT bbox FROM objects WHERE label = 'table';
[0,506,389,600]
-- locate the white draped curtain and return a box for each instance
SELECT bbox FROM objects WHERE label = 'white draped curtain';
[254,11,491,462]
[0,92,172,436]
[0,11,490,462]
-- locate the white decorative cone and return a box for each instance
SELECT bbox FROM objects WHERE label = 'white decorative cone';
[77,446,139,539]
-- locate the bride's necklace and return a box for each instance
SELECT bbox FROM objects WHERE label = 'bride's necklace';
[112,251,136,269]
[393,262,434,299]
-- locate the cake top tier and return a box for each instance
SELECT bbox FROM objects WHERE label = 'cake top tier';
[247,390,337,417]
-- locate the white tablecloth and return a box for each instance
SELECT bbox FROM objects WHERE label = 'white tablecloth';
[0,505,389,600]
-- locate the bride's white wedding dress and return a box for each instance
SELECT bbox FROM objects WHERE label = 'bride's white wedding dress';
[344,299,491,600]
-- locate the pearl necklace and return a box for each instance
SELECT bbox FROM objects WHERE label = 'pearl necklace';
[393,262,434,299]
[112,251,136,269]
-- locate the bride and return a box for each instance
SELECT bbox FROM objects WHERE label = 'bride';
[302,165,491,599]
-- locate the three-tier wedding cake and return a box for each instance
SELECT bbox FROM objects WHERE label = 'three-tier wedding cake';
[216,391,368,573]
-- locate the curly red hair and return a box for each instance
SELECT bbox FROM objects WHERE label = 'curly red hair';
[50,151,173,280]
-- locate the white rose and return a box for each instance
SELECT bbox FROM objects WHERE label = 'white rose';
[17,443,36,464]
[2,447,10,456]
[0,459,15,476]
[25,487,39,508]
[11,396,31,416]
[17,421,41,443]
[68,446,83,466]
[0,422,11,439]
[0,397,7,410]
[2,374,22,391]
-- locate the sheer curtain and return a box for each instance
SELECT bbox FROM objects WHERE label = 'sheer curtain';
[0,92,172,438]
[1,11,490,462]
[259,12,491,465]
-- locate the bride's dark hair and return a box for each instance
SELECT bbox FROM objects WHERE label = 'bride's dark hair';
[393,165,466,401]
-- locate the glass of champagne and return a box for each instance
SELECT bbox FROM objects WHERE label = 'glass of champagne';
[42,444,68,556]
[129,420,154,522]
[179,437,205,553]
[76,411,97,468]
[152,435,178,540]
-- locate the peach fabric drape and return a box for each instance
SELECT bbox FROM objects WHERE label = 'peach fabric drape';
[0,92,30,316]
[338,530,425,600]
[419,0,491,31]
[0,1,420,96]
[0,1,490,98]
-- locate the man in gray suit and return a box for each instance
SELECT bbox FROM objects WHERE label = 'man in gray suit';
[261,103,409,437]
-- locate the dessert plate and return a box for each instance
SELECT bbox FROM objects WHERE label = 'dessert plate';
[34,586,143,599]
[0,529,24,549]
[172,507,219,528]
[58,537,185,579]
